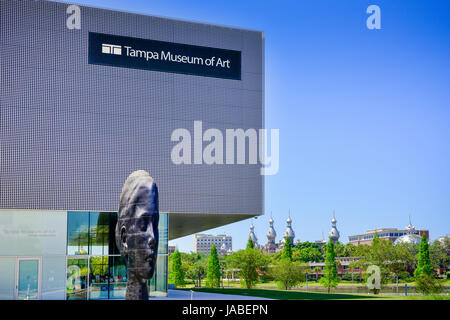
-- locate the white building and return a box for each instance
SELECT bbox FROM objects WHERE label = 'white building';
[194,234,232,255]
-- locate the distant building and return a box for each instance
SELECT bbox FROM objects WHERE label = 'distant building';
[194,234,232,255]
[219,242,233,256]
[308,257,362,279]
[168,246,176,256]
[393,220,422,245]
[314,238,327,247]
[261,212,296,253]
[437,235,450,245]
[315,231,327,247]
[348,219,429,246]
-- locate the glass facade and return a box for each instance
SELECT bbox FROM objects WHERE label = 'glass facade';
[0,210,168,300]
[17,259,40,300]
[67,211,119,256]
[66,258,88,300]
[66,211,168,299]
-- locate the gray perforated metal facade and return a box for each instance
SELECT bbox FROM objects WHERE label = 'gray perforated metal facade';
[0,0,264,238]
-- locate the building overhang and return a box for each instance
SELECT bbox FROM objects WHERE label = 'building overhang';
[168,212,261,240]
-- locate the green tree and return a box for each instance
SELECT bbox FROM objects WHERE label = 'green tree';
[343,243,357,257]
[184,253,207,287]
[281,237,293,261]
[206,245,221,288]
[388,243,415,282]
[319,239,339,293]
[429,239,450,272]
[414,234,433,278]
[293,246,323,262]
[169,250,185,287]
[229,248,270,289]
[353,233,392,286]
[295,241,321,251]
[246,236,255,249]
[334,242,346,257]
[272,259,305,290]
[351,233,418,288]
[415,274,443,295]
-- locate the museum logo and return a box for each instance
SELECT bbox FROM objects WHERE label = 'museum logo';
[101,43,122,55]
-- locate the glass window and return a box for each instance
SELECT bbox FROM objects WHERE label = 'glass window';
[42,256,66,300]
[89,256,109,300]
[66,212,168,299]
[66,258,88,300]
[157,212,168,255]
[89,212,110,255]
[67,212,119,256]
[109,256,127,299]
[17,259,39,300]
[149,254,168,296]
[67,212,89,255]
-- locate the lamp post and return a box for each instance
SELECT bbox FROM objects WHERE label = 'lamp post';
[396,275,399,295]
[306,272,308,292]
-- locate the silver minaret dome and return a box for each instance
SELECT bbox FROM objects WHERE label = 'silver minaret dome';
[328,210,340,243]
[249,222,258,245]
[394,217,421,245]
[282,210,295,244]
[267,214,277,243]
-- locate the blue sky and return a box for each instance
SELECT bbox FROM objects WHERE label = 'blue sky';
[57,0,450,251]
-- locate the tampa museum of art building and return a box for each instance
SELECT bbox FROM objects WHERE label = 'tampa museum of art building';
[0,0,264,299]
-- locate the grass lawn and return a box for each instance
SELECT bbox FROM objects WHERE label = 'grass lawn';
[183,287,381,300]
[181,287,450,300]
[184,279,450,289]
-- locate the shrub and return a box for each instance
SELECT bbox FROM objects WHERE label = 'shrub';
[415,274,443,295]
[341,273,353,281]
[271,259,305,290]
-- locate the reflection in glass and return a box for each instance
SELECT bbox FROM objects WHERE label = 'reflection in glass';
[67,212,89,255]
[66,258,88,300]
[65,212,168,299]
[89,256,109,300]
[17,260,39,300]
[149,255,168,296]
[157,213,168,255]
[89,212,109,255]
[87,256,127,300]
[108,256,127,299]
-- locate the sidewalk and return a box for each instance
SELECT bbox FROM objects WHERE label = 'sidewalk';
[151,289,272,300]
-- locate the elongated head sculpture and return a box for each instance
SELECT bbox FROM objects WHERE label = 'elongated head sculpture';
[116,170,159,300]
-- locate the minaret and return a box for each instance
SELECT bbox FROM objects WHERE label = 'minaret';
[328,210,340,243]
[406,215,416,234]
[249,222,258,246]
[283,209,295,245]
[266,212,277,245]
